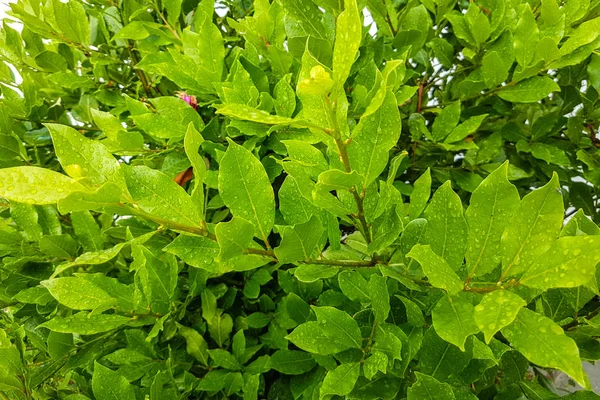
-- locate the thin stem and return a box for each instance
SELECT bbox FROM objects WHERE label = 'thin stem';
[334,136,372,243]
[128,44,154,98]
[244,248,376,267]
[154,4,181,41]
[464,279,519,293]
[121,204,216,240]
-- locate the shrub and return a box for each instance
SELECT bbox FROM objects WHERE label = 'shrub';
[1,0,600,398]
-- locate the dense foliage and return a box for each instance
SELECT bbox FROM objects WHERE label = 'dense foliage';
[2,0,600,398]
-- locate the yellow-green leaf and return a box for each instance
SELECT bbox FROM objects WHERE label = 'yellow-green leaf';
[520,235,600,289]
[501,308,587,387]
[501,173,563,279]
[218,140,275,243]
[474,290,526,343]
[0,166,88,205]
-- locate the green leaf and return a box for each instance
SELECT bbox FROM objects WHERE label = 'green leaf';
[406,244,463,295]
[501,308,586,387]
[208,313,233,348]
[558,16,600,57]
[432,294,479,351]
[216,104,308,128]
[10,202,42,241]
[520,235,600,289]
[57,182,122,214]
[269,350,316,375]
[315,169,362,191]
[363,352,388,379]
[501,173,563,278]
[320,362,360,397]
[178,324,209,366]
[444,114,488,144]
[274,216,323,263]
[219,139,275,243]
[465,162,520,278]
[368,205,404,254]
[216,217,255,261]
[423,181,468,270]
[39,234,78,258]
[124,166,203,229]
[428,38,454,69]
[332,0,361,87]
[497,76,560,103]
[40,313,133,334]
[481,51,508,87]
[279,0,326,38]
[408,372,456,400]
[432,101,461,142]
[368,274,390,324]
[474,290,526,343]
[190,1,224,84]
[312,306,362,350]
[348,90,401,188]
[92,362,136,400]
[47,332,73,359]
[76,273,136,312]
[132,97,203,138]
[71,211,104,252]
[513,5,539,67]
[286,293,311,324]
[46,124,124,187]
[518,141,570,166]
[35,51,67,72]
[184,123,206,217]
[50,231,154,278]
[209,349,242,371]
[0,166,87,205]
[274,75,296,117]
[132,245,177,315]
[561,209,600,237]
[409,168,431,220]
[338,270,370,302]
[286,321,349,355]
[41,277,116,310]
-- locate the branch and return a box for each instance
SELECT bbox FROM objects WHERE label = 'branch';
[128,44,154,98]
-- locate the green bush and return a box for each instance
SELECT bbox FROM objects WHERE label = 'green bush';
[1,0,600,398]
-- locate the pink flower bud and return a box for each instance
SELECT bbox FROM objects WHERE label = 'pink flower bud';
[176,92,198,110]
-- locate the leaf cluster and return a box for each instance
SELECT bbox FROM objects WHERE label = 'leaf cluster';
[1,0,600,399]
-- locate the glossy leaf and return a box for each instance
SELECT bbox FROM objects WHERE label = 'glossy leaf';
[312,306,362,350]
[501,308,586,387]
[408,372,455,400]
[348,90,401,188]
[501,173,563,278]
[274,216,323,263]
[125,166,203,229]
[216,217,255,261]
[497,76,560,103]
[40,313,134,334]
[219,140,275,243]
[466,162,520,278]
[409,168,431,220]
[474,290,526,343]
[41,277,116,310]
[407,245,463,295]
[423,181,468,270]
[269,350,316,375]
[432,294,479,351]
[92,362,136,400]
[520,236,600,289]
[46,123,124,187]
[0,167,87,205]
[320,362,360,397]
